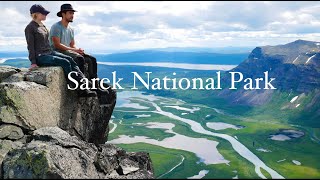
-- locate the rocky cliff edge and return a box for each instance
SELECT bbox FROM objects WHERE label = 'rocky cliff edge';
[0,66,154,179]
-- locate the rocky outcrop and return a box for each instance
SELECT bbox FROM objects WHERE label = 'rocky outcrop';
[0,66,116,144]
[2,127,153,179]
[0,66,154,179]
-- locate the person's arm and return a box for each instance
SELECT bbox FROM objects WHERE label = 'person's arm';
[70,39,76,49]
[69,28,84,55]
[24,24,38,69]
[52,36,84,55]
[52,36,77,51]
[69,39,84,55]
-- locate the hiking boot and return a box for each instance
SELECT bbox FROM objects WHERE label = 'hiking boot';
[78,89,97,97]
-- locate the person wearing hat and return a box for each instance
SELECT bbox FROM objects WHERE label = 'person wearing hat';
[25,4,97,97]
[49,3,98,81]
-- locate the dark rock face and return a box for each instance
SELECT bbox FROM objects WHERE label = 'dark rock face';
[2,127,154,179]
[219,40,320,106]
[0,66,154,179]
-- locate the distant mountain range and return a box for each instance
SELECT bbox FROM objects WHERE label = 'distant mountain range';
[96,51,248,65]
[0,46,253,56]
[0,48,250,66]
[0,52,27,58]
[143,46,254,54]
[0,51,248,68]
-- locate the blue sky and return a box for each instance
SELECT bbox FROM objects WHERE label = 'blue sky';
[1,1,320,53]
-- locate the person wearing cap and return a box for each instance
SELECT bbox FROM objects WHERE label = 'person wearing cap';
[24,4,97,97]
[49,3,98,81]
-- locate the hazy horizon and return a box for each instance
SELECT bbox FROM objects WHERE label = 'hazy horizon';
[0,46,254,54]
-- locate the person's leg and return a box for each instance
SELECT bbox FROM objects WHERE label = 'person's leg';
[37,53,77,89]
[58,50,86,75]
[51,51,82,75]
[83,54,98,79]
[37,53,96,97]
[37,54,72,78]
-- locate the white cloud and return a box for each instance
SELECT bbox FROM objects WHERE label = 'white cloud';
[74,1,213,16]
[1,1,320,52]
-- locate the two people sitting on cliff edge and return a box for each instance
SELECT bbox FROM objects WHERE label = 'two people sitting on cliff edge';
[49,4,98,81]
[24,4,98,97]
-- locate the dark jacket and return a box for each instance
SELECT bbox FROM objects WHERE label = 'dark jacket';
[24,21,52,64]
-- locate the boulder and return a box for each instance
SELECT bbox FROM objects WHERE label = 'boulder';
[0,66,20,82]
[2,127,154,179]
[0,124,24,140]
[0,67,71,130]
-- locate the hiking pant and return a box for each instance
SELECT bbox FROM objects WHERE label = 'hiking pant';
[58,50,98,79]
[36,51,85,89]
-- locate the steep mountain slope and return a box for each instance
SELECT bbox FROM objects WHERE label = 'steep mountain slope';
[219,40,320,127]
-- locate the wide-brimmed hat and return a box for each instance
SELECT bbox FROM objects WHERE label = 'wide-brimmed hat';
[30,4,50,15]
[57,4,77,17]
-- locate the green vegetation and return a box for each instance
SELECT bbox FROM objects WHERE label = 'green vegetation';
[116,142,260,179]
[117,143,200,178]
[108,88,320,178]
[260,168,272,179]
[313,128,320,142]
[108,115,176,141]
[103,63,320,178]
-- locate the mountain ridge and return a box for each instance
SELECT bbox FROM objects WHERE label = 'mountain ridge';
[96,51,248,65]
[218,39,320,126]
